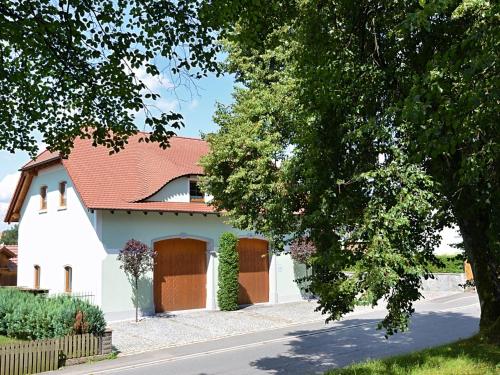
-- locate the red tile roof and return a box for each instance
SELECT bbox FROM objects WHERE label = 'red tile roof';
[5,134,219,220]
[0,245,18,267]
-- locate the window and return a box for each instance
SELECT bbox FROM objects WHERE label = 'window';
[40,186,47,211]
[34,265,40,289]
[59,181,67,208]
[189,180,204,202]
[64,266,72,293]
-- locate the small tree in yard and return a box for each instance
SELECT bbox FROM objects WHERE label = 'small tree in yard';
[217,233,239,311]
[118,239,155,322]
[290,237,317,265]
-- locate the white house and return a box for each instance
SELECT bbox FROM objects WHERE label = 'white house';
[4,135,306,321]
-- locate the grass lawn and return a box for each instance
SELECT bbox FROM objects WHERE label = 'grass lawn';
[0,335,25,345]
[326,335,500,375]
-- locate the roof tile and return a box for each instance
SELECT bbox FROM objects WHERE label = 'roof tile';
[20,134,215,213]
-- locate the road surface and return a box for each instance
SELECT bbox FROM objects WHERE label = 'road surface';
[52,292,479,375]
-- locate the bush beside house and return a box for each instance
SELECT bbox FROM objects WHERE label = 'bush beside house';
[0,288,106,340]
[217,233,239,311]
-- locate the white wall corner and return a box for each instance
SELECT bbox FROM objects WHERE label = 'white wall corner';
[269,253,278,304]
[206,251,217,310]
[93,210,103,240]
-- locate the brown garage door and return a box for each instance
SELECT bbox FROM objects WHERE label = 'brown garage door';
[154,238,207,312]
[238,238,269,305]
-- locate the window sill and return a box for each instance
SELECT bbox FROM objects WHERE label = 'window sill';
[190,198,205,203]
[39,210,47,214]
[58,206,67,211]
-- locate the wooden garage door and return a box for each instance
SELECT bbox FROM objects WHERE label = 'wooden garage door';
[238,238,269,305]
[154,238,207,312]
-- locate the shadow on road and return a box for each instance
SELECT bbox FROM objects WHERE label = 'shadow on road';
[250,311,479,374]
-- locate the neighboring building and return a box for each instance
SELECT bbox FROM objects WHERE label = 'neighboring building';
[0,244,17,286]
[4,135,304,321]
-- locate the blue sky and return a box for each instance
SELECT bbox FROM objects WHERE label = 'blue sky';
[0,72,235,230]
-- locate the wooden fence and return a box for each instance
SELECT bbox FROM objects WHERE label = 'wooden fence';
[0,330,112,375]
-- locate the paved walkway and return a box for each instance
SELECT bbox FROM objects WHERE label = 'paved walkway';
[109,291,457,355]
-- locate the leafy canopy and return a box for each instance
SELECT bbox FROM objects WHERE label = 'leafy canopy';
[201,0,499,333]
[0,224,18,245]
[0,0,221,156]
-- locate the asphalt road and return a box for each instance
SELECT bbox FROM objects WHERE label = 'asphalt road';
[53,292,480,375]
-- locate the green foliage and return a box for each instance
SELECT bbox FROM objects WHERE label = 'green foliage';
[428,255,465,274]
[0,288,106,340]
[0,0,222,156]
[0,225,18,245]
[326,334,500,375]
[217,232,240,311]
[201,0,500,333]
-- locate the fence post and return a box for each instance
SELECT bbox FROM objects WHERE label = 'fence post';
[101,329,113,355]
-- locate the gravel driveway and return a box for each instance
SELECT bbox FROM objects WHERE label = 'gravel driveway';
[109,292,455,355]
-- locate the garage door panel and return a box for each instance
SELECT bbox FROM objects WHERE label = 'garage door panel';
[154,238,207,312]
[238,239,269,305]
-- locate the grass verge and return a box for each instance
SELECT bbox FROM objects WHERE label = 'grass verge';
[326,335,500,375]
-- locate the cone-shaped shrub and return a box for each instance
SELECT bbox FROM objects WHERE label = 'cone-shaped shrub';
[217,232,239,311]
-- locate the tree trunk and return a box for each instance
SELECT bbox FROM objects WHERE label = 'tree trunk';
[457,216,500,331]
[135,278,139,323]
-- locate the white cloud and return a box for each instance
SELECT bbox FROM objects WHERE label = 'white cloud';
[189,99,199,110]
[0,173,21,229]
[0,172,20,203]
[153,98,179,113]
[131,65,175,93]
[0,202,9,226]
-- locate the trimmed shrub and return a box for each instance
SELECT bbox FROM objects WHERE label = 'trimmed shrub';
[0,288,106,340]
[217,232,240,311]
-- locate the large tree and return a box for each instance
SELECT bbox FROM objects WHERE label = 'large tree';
[0,224,18,245]
[0,0,221,156]
[200,0,499,334]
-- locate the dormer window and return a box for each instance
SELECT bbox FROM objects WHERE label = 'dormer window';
[40,186,48,211]
[189,180,204,202]
[59,181,67,208]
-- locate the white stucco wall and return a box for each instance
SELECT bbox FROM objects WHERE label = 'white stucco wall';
[275,254,307,303]
[15,168,304,322]
[146,176,211,203]
[17,165,106,305]
[147,177,190,202]
[99,211,303,321]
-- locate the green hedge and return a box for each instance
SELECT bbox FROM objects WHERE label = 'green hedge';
[217,232,240,311]
[344,254,465,274]
[0,288,106,340]
[427,255,465,273]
